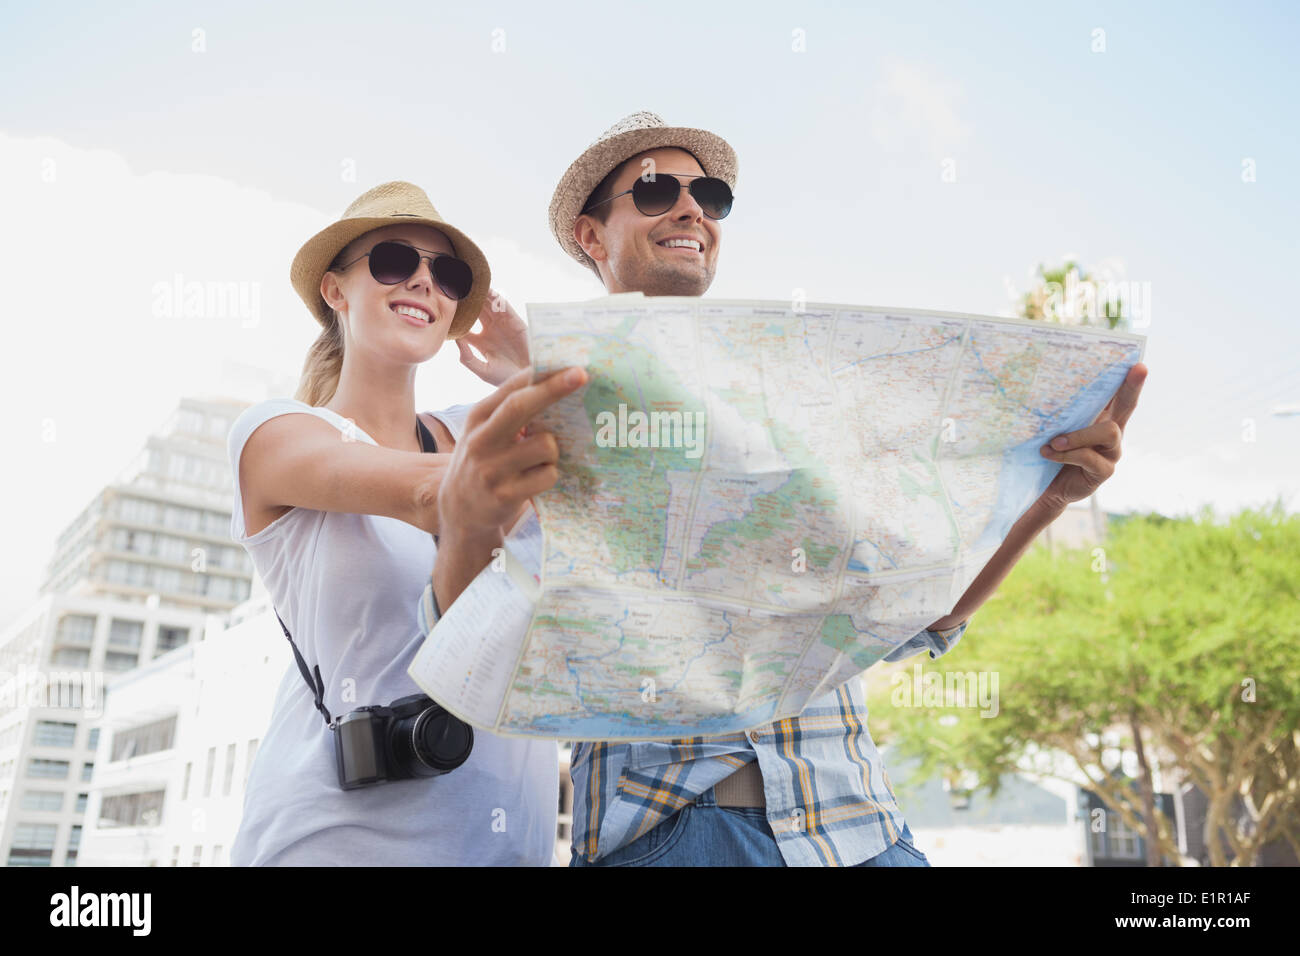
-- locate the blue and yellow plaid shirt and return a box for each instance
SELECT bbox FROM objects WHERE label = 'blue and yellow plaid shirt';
[568,621,969,866]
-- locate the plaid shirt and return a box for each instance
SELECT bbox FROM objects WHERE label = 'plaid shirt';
[569,621,969,866]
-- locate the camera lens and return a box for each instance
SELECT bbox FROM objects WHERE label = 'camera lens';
[390,704,473,776]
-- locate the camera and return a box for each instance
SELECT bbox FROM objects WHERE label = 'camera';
[332,693,473,790]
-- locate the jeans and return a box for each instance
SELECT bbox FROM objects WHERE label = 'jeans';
[569,784,930,867]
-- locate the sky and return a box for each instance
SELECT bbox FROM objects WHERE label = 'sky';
[1,0,1297,629]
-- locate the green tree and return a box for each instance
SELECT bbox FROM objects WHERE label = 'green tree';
[1019,260,1125,330]
[867,502,1300,865]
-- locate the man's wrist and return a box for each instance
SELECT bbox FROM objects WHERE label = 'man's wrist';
[1030,493,1069,524]
[437,522,505,553]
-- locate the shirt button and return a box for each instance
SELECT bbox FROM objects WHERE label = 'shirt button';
[750,731,761,743]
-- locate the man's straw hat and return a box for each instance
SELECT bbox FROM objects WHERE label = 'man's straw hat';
[548,111,738,269]
[290,181,490,339]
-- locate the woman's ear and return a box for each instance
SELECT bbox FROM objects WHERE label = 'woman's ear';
[320,270,346,313]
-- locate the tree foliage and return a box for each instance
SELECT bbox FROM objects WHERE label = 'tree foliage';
[867,501,1300,865]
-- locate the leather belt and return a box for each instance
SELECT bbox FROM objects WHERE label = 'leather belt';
[711,759,766,807]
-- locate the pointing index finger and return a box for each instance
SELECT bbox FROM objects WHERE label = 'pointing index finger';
[464,366,535,430]
[483,366,587,444]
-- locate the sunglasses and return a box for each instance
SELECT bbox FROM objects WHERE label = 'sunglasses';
[583,173,734,221]
[333,241,473,301]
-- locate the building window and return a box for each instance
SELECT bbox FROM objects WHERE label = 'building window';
[51,648,91,669]
[112,528,154,556]
[65,824,82,864]
[103,651,139,672]
[1110,815,1142,859]
[222,743,236,796]
[81,762,94,782]
[155,626,189,657]
[164,506,201,532]
[118,496,160,525]
[27,758,70,779]
[8,823,57,866]
[182,761,192,800]
[76,792,88,814]
[108,619,144,650]
[1089,826,1106,858]
[110,716,177,761]
[87,728,100,751]
[56,614,95,646]
[157,536,187,564]
[212,844,224,867]
[21,790,63,812]
[99,790,165,827]
[203,747,215,797]
[191,845,202,867]
[33,721,77,747]
[156,568,182,594]
[244,738,259,788]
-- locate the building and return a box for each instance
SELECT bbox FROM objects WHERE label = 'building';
[0,396,252,866]
[885,753,1086,866]
[41,397,254,613]
[0,592,212,865]
[1080,786,1177,866]
[75,578,283,867]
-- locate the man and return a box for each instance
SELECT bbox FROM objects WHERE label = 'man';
[428,112,1148,866]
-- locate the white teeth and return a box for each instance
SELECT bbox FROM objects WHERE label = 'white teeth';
[393,304,431,322]
[659,238,701,251]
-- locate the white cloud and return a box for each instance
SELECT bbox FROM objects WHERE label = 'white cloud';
[868,59,972,159]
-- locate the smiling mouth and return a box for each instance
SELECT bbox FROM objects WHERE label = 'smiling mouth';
[392,304,431,324]
[656,238,703,253]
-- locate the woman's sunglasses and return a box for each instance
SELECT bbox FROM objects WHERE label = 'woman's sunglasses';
[583,173,734,221]
[333,241,473,301]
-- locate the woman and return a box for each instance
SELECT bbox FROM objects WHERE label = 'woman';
[227,181,555,865]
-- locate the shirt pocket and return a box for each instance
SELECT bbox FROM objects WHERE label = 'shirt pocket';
[625,741,686,771]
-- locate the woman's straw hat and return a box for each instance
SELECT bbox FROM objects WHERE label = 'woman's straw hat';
[290,181,490,339]
[548,111,738,269]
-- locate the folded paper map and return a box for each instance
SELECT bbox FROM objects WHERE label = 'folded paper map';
[409,295,1146,740]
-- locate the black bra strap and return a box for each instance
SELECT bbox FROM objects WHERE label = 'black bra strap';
[417,415,439,454]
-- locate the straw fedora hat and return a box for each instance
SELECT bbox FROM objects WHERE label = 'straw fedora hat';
[548,111,738,269]
[290,181,490,339]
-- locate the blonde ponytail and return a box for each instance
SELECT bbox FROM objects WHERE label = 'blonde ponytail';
[294,307,345,407]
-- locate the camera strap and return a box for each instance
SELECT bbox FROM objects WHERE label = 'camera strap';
[272,415,439,730]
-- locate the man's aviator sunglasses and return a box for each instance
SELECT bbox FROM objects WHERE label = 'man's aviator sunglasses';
[583,173,734,221]
[333,241,473,301]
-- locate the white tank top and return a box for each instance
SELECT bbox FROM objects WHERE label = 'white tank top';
[226,397,557,866]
